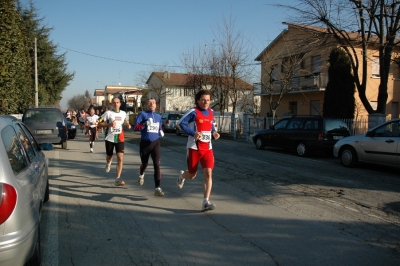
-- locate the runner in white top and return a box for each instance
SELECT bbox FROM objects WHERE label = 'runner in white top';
[84,107,99,153]
[97,97,131,186]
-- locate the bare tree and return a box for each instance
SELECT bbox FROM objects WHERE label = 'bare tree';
[212,12,254,115]
[277,0,400,115]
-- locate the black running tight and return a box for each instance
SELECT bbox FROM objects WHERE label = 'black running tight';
[139,139,161,188]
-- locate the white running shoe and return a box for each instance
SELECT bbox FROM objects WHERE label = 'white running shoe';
[138,173,145,186]
[90,148,93,153]
[154,187,164,196]
[177,170,185,189]
[201,201,216,212]
[105,162,111,173]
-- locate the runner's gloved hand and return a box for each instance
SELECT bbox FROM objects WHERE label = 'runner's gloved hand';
[159,130,164,137]
[143,118,153,126]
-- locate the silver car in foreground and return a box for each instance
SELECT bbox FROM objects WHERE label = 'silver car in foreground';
[0,115,49,265]
[333,118,400,167]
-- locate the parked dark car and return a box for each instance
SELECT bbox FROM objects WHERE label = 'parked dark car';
[66,120,77,139]
[252,116,351,156]
[0,115,49,265]
[161,111,183,132]
[333,118,400,167]
[22,107,68,149]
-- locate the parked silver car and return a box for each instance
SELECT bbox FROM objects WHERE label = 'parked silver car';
[161,112,183,132]
[333,118,400,167]
[0,115,49,265]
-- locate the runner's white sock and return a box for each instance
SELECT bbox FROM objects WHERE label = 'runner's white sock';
[203,198,209,203]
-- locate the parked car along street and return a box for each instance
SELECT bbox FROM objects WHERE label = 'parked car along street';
[66,120,76,139]
[22,107,68,149]
[161,111,183,133]
[252,116,351,156]
[333,118,400,167]
[0,115,49,266]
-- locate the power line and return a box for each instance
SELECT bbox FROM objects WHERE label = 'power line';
[59,46,261,68]
[58,46,183,68]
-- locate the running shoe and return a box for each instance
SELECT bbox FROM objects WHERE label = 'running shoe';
[105,162,111,173]
[138,173,145,185]
[154,187,164,196]
[115,178,125,186]
[90,148,93,153]
[201,201,216,212]
[177,170,185,189]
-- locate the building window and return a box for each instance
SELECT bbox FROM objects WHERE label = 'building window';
[372,56,380,77]
[392,102,398,119]
[289,101,297,115]
[272,64,279,82]
[310,100,320,115]
[311,55,321,74]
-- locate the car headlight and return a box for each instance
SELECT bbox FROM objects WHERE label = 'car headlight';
[70,125,75,129]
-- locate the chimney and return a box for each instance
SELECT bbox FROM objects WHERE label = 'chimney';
[163,71,170,79]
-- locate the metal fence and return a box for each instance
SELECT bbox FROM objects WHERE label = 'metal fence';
[218,115,373,140]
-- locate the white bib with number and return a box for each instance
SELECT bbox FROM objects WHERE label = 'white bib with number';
[200,131,212,142]
[111,125,122,134]
[147,122,159,133]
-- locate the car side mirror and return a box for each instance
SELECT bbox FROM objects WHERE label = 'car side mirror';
[366,131,373,137]
[269,125,275,130]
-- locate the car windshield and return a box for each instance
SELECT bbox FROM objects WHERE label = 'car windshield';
[324,119,349,132]
[24,110,62,123]
[169,114,182,120]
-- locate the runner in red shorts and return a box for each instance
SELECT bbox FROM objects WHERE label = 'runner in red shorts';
[177,89,220,212]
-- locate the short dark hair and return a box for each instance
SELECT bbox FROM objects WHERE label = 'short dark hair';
[195,89,212,102]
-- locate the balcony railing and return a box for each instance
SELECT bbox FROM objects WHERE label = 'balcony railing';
[253,74,328,95]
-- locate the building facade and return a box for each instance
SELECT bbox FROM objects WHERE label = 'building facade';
[255,22,400,120]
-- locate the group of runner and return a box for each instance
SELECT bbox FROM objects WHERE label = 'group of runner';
[82,89,220,212]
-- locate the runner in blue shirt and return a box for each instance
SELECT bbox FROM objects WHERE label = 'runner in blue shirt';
[133,98,165,196]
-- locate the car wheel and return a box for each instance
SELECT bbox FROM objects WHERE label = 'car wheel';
[255,137,266,150]
[340,146,358,167]
[68,133,76,140]
[61,141,67,149]
[25,221,41,266]
[44,179,49,203]
[296,142,308,156]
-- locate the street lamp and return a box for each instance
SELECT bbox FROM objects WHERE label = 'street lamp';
[97,80,106,87]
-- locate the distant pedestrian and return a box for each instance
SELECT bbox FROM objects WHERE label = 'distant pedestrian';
[133,98,165,196]
[177,89,220,211]
[98,97,131,186]
[78,109,86,133]
[85,107,99,153]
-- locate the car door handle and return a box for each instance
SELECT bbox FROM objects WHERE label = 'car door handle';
[385,139,395,143]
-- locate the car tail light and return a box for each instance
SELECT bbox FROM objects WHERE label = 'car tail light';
[318,133,324,141]
[63,126,68,135]
[0,183,17,225]
[166,119,170,124]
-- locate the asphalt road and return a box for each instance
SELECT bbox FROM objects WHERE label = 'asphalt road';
[39,130,400,265]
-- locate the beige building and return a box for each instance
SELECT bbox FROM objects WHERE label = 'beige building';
[93,89,105,107]
[95,85,142,110]
[146,71,253,113]
[255,22,400,120]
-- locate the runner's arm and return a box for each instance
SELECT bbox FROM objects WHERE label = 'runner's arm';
[179,110,196,136]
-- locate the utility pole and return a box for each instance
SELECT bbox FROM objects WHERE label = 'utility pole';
[34,37,38,107]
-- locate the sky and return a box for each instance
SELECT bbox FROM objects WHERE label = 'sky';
[20,0,295,110]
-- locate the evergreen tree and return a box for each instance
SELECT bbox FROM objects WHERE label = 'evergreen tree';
[18,1,74,107]
[0,0,33,114]
[323,48,355,119]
